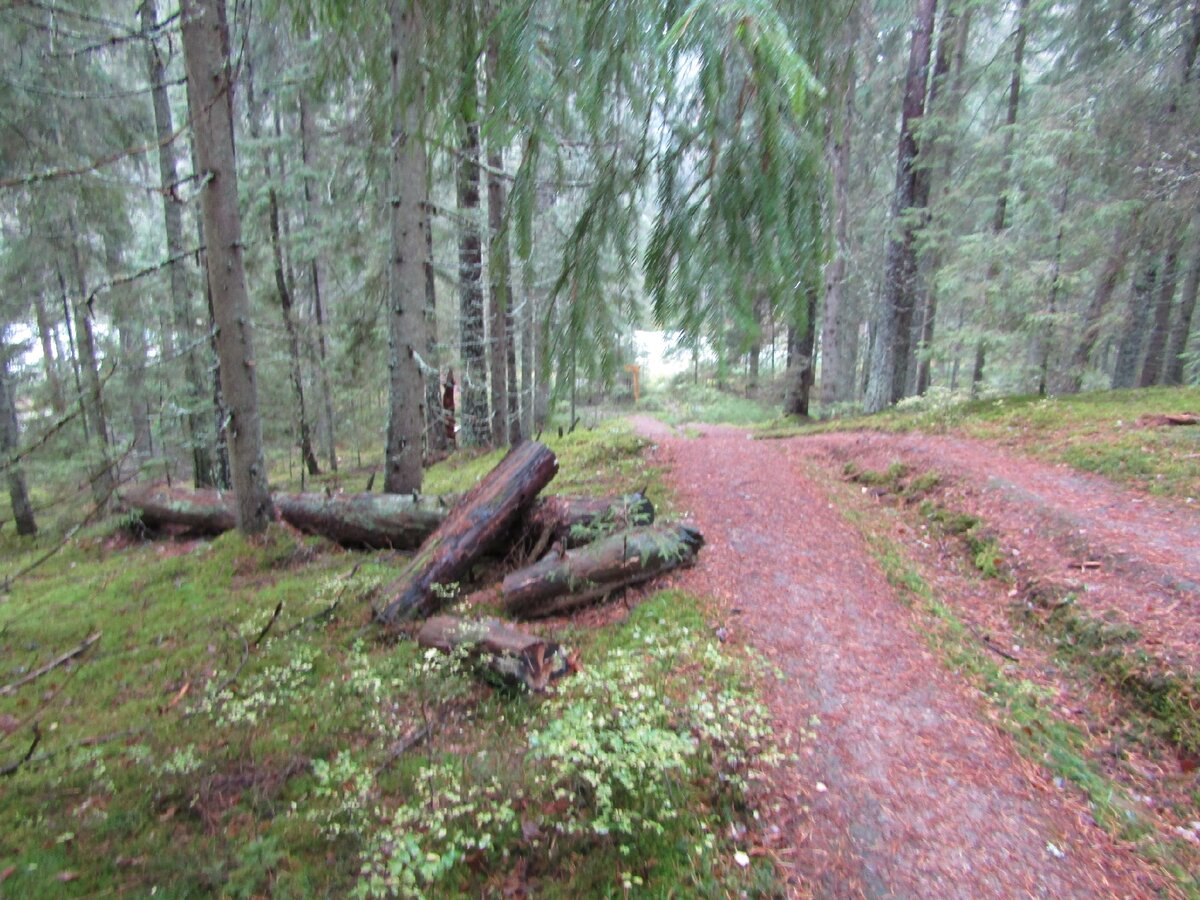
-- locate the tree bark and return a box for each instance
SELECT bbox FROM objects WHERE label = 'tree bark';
[383,0,430,493]
[819,28,857,407]
[1068,223,1137,392]
[0,351,37,536]
[376,440,558,623]
[913,3,969,396]
[32,293,65,415]
[865,0,938,413]
[65,211,115,510]
[181,0,274,533]
[457,1,490,448]
[245,68,320,480]
[1139,242,1181,387]
[143,0,213,488]
[502,524,704,620]
[423,195,448,457]
[1112,256,1156,389]
[298,88,338,473]
[105,238,152,463]
[1165,233,1200,385]
[417,616,569,692]
[783,288,818,416]
[485,6,511,445]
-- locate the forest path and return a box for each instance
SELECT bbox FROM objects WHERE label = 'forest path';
[631,417,1169,898]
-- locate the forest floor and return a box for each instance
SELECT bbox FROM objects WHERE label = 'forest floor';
[633,413,1200,897]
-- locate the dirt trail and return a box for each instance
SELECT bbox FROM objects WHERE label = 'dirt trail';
[800,431,1200,676]
[632,417,1168,898]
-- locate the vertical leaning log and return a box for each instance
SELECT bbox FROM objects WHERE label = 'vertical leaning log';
[375,441,558,623]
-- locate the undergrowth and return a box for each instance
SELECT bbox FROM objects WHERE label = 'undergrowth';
[0,423,779,896]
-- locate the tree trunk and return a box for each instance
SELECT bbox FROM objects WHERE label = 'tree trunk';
[65,212,115,510]
[914,3,969,396]
[417,616,569,692]
[457,1,490,448]
[0,351,37,536]
[106,238,152,463]
[1068,222,1137,392]
[783,288,818,416]
[865,0,938,413]
[819,18,857,407]
[991,0,1028,236]
[32,293,65,415]
[1112,257,1156,389]
[485,8,511,446]
[502,524,704,620]
[1037,172,1071,395]
[144,0,213,488]
[376,440,558,624]
[1165,232,1200,385]
[521,270,536,438]
[423,195,448,456]
[245,69,320,480]
[383,0,430,493]
[181,0,274,533]
[298,88,338,473]
[1140,242,1182,387]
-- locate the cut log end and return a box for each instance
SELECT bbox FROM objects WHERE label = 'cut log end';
[416,615,570,692]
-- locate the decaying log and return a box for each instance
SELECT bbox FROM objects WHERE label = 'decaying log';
[274,493,447,549]
[521,492,655,551]
[122,485,449,549]
[1137,412,1199,427]
[417,615,569,691]
[121,485,237,534]
[375,441,559,623]
[503,523,704,619]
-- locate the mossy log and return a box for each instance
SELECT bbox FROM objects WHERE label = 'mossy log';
[121,484,237,534]
[375,441,559,623]
[502,523,704,619]
[417,615,569,692]
[274,492,447,549]
[520,492,655,551]
[122,485,448,549]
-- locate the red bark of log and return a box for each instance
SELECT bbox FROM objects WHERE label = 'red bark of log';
[417,615,568,691]
[502,523,704,619]
[375,441,558,623]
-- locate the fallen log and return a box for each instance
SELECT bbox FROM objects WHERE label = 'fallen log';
[121,484,236,534]
[375,441,559,623]
[274,492,448,549]
[417,615,569,692]
[502,523,704,619]
[122,485,449,549]
[1137,412,1200,427]
[521,491,655,552]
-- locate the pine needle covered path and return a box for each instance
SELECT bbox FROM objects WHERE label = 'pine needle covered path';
[633,417,1168,898]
